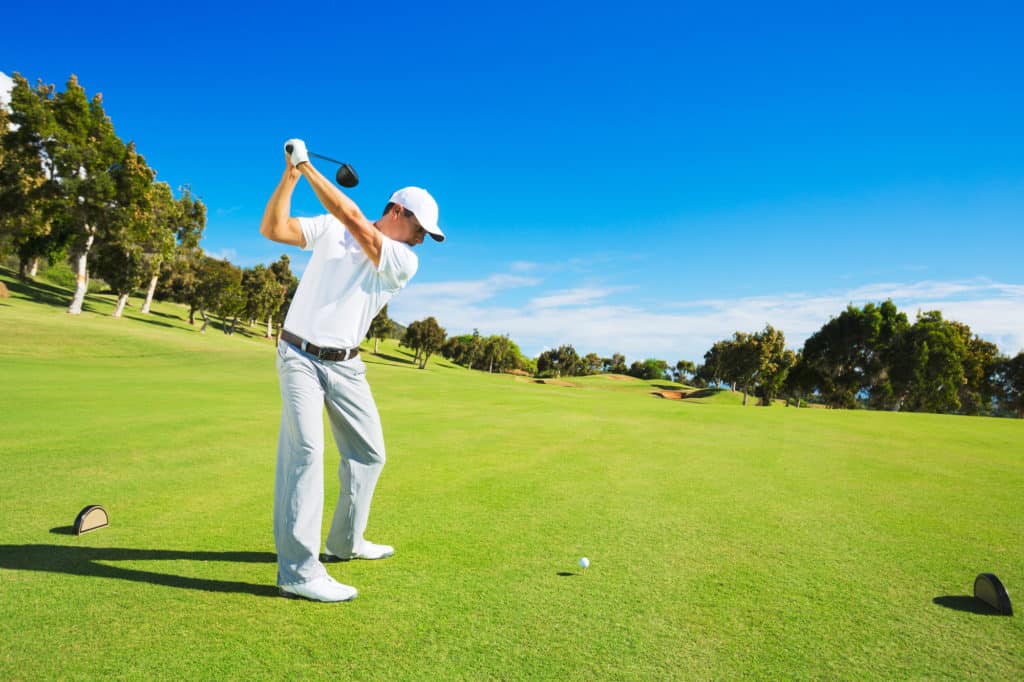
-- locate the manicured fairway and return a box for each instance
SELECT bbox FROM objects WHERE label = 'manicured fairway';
[1,273,1022,680]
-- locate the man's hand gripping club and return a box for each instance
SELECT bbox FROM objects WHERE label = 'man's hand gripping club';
[284,139,309,167]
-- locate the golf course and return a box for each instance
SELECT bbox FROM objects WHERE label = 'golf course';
[1,270,1021,680]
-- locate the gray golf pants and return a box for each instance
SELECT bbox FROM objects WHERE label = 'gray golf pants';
[274,340,386,586]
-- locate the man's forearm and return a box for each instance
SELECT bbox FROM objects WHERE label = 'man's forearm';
[300,163,382,263]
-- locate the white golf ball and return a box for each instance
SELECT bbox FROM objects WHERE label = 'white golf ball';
[579,557,590,569]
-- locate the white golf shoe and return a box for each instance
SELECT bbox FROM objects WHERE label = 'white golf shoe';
[323,541,395,562]
[279,575,357,602]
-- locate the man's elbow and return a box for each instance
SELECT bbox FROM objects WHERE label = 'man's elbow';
[260,218,280,241]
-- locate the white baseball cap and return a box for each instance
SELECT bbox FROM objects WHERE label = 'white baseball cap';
[389,186,444,242]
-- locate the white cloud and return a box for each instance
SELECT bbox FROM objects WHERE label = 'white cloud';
[389,273,1024,361]
[530,287,618,309]
[0,71,12,108]
[397,274,540,310]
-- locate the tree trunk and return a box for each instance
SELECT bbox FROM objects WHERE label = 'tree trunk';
[29,257,40,278]
[141,274,159,313]
[374,338,380,354]
[199,308,209,333]
[189,306,196,325]
[113,293,130,318]
[742,388,748,406]
[266,316,273,338]
[67,231,95,315]
[18,258,28,281]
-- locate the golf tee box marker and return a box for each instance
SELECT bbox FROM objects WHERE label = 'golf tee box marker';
[73,505,109,535]
[973,573,1013,616]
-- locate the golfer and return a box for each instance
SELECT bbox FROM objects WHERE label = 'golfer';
[260,139,444,602]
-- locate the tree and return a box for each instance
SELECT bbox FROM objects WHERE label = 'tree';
[753,325,794,406]
[0,74,62,279]
[783,351,818,407]
[702,325,793,405]
[216,273,246,335]
[140,183,203,314]
[367,304,393,354]
[799,301,908,409]
[194,257,242,333]
[536,344,581,378]
[441,335,467,365]
[405,316,445,369]
[700,341,730,388]
[602,353,627,374]
[582,353,603,376]
[673,359,696,385]
[49,75,124,314]
[993,352,1024,418]
[242,264,282,337]
[951,322,1001,415]
[268,254,297,337]
[440,333,530,374]
[628,358,669,381]
[723,333,762,405]
[91,142,157,317]
[156,244,204,324]
[401,319,423,362]
[889,311,966,413]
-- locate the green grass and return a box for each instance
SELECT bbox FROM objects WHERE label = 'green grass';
[1,269,1022,680]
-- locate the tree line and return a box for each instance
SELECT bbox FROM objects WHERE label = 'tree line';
[0,72,301,334]
[392,300,1023,418]
[696,301,1024,418]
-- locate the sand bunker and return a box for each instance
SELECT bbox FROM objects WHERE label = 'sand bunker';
[653,390,687,400]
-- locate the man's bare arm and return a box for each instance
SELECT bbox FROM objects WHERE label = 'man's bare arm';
[298,163,384,267]
[260,165,306,247]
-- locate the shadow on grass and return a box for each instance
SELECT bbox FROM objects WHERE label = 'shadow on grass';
[0,543,279,598]
[363,353,422,370]
[119,314,180,330]
[556,571,580,577]
[0,270,73,308]
[372,352,416,365]
[932,595,1008,616]
[679,388,722,399]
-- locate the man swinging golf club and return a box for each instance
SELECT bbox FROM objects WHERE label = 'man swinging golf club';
[260,138,444,602]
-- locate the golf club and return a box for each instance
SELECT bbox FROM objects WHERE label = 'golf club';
[285,144,359,188]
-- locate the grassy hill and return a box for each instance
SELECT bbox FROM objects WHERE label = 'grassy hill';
[1,268,1021,680]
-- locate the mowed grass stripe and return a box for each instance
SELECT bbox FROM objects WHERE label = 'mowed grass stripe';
[1,273,1022,680]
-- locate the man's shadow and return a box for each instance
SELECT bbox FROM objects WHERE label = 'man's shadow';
[0,542,280,598]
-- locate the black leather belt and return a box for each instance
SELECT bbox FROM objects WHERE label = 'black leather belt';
[281,330,359,362]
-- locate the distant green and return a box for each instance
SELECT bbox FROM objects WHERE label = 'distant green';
[1,271,1021,680]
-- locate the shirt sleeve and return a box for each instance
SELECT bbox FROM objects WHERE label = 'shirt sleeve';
[377,236,419,291]
[297,215,333,251]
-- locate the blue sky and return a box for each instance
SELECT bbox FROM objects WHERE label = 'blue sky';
[4,1,1022,361]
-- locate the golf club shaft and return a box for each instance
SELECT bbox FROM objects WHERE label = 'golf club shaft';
[308,151,348,166]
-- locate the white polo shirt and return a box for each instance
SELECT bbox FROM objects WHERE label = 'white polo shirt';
[282,214,418,349]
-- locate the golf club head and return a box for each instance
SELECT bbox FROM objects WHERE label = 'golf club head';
[335,163,359,188]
